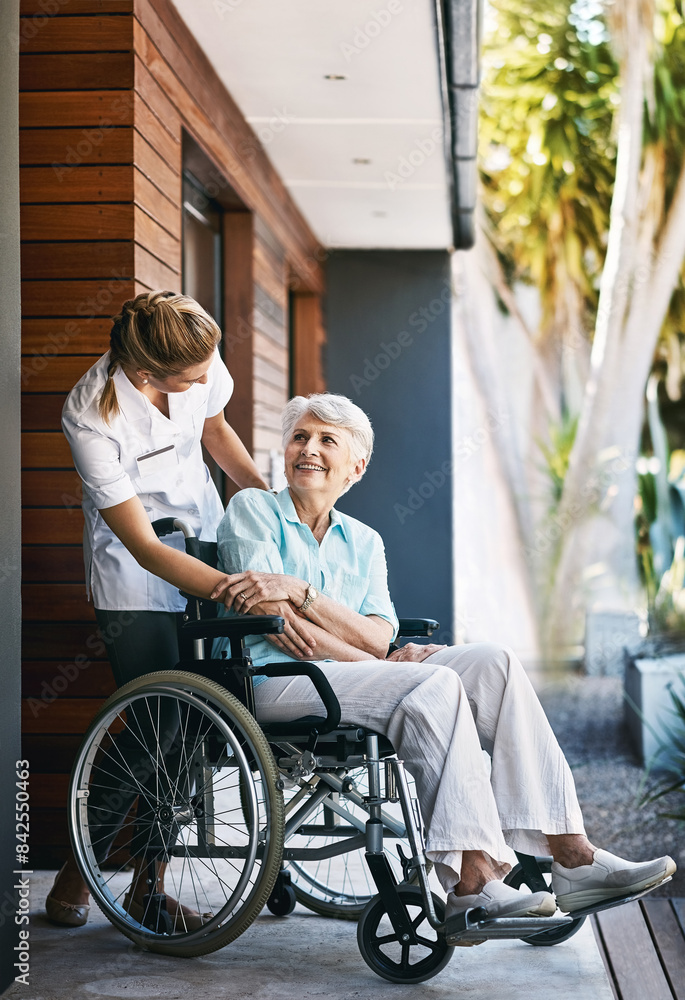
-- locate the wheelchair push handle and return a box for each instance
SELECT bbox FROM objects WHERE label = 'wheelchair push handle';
[152,517,196,540]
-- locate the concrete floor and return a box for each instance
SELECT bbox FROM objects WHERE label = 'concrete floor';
[4,871,613,1000]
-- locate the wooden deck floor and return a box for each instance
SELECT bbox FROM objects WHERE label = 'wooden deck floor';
[592,899,685,1000]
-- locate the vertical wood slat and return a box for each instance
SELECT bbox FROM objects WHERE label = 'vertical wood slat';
[594,902,675,1000]
[643,900,685,1000]
[291,292,326,397]
[223,212,255,470]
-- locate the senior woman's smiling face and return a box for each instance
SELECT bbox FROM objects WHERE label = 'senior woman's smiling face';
[284,414,364,500]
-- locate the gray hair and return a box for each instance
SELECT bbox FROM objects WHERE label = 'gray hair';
[281,393,374,479]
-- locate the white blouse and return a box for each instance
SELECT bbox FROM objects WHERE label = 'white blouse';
[62,348,233,612]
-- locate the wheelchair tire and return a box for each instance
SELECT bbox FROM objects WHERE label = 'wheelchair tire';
[504,859,586,946]
[69,670,284,958]
[357,886,452,984]
[285,765,418,920]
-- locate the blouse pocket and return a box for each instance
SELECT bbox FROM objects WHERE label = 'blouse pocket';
[325,567,367,613]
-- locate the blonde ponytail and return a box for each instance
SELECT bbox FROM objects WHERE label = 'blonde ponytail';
[99,291,221,423]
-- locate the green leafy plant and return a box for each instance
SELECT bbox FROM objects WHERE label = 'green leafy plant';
[651,536,685,635]
[538,413,579,503]
[640,674,685,821]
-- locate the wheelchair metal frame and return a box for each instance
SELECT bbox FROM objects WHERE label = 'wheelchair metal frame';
[68,516,667,983]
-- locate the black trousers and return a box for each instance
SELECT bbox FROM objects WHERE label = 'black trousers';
[87,609,191,863]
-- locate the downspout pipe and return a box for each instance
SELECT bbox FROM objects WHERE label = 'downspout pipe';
[435,0,481,249]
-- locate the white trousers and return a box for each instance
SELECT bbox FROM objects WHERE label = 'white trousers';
[254,643,586,893]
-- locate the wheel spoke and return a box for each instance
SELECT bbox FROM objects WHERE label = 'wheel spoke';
[70,676,284,956]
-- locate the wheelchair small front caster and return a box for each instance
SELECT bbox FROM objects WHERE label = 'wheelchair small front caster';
[357,886,452,984]
[266,870,297,917]
[138,893,173,934]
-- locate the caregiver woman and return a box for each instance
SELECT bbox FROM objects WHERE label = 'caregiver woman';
[46,289,272,928]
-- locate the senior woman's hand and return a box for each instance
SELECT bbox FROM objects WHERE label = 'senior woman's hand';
[245,598,318,659]
[386,642,447,663]
[211,570,307,613]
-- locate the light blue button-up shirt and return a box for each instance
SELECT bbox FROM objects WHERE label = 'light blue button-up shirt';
[213,488,398,679]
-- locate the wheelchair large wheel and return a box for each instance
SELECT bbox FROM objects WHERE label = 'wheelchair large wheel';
[69,671,284,958]
[357,886,451,984]
[284,765,416,920]
[505,858,586,946]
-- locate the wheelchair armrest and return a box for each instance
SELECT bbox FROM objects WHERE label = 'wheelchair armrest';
[179,614,285,640]
[397,618,440,637]
[256,661,341,735]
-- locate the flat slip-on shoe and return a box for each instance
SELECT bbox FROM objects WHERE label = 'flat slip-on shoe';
[446,879,557,922]
[45,893,89,927]
[551,849,676,913]
[123,893,212,932]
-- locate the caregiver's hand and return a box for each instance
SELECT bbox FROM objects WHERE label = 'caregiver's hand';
[211,570,307,613]
[386,643,446,663]
[246,599,317,659]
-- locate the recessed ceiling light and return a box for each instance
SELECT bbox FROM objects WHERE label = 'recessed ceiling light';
[353,158,371,165]
[324,74,346,80]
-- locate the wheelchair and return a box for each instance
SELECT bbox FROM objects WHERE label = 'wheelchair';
[67,518,657,983]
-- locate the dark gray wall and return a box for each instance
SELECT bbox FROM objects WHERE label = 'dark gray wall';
[0,0,23,991]
[325,251,454,642]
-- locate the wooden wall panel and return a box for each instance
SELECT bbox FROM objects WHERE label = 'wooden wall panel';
[22,547,85,582]
[22,510,86,546]
[22,432,74,468]
[134,169,181,239]
[22,471,83,507]
[22,662,114,698]
[18,15,132,53]
[20,0,326,866]
[20,355,102,392]
[21,203,134,242]
[20,166,134,203]
[20,126,133,166]
[19,7,135,865]
[20,52,134,91]
[20,1,132,12]
[291,293,327,397]
[20,91,135,128]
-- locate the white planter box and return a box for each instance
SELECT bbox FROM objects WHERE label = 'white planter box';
[585,611,643,676]
[624,653,685,765]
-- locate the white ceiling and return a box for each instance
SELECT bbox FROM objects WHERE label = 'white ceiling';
[171,0,453,250]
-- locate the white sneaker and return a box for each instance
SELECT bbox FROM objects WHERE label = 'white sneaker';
[551,849,676,913]
[445,879,557,922]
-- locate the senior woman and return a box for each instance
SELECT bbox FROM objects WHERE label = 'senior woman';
[212,393,675,922]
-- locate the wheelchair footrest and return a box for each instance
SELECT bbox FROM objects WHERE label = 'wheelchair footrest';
[443,908,573,945]
[559,875,673,920]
